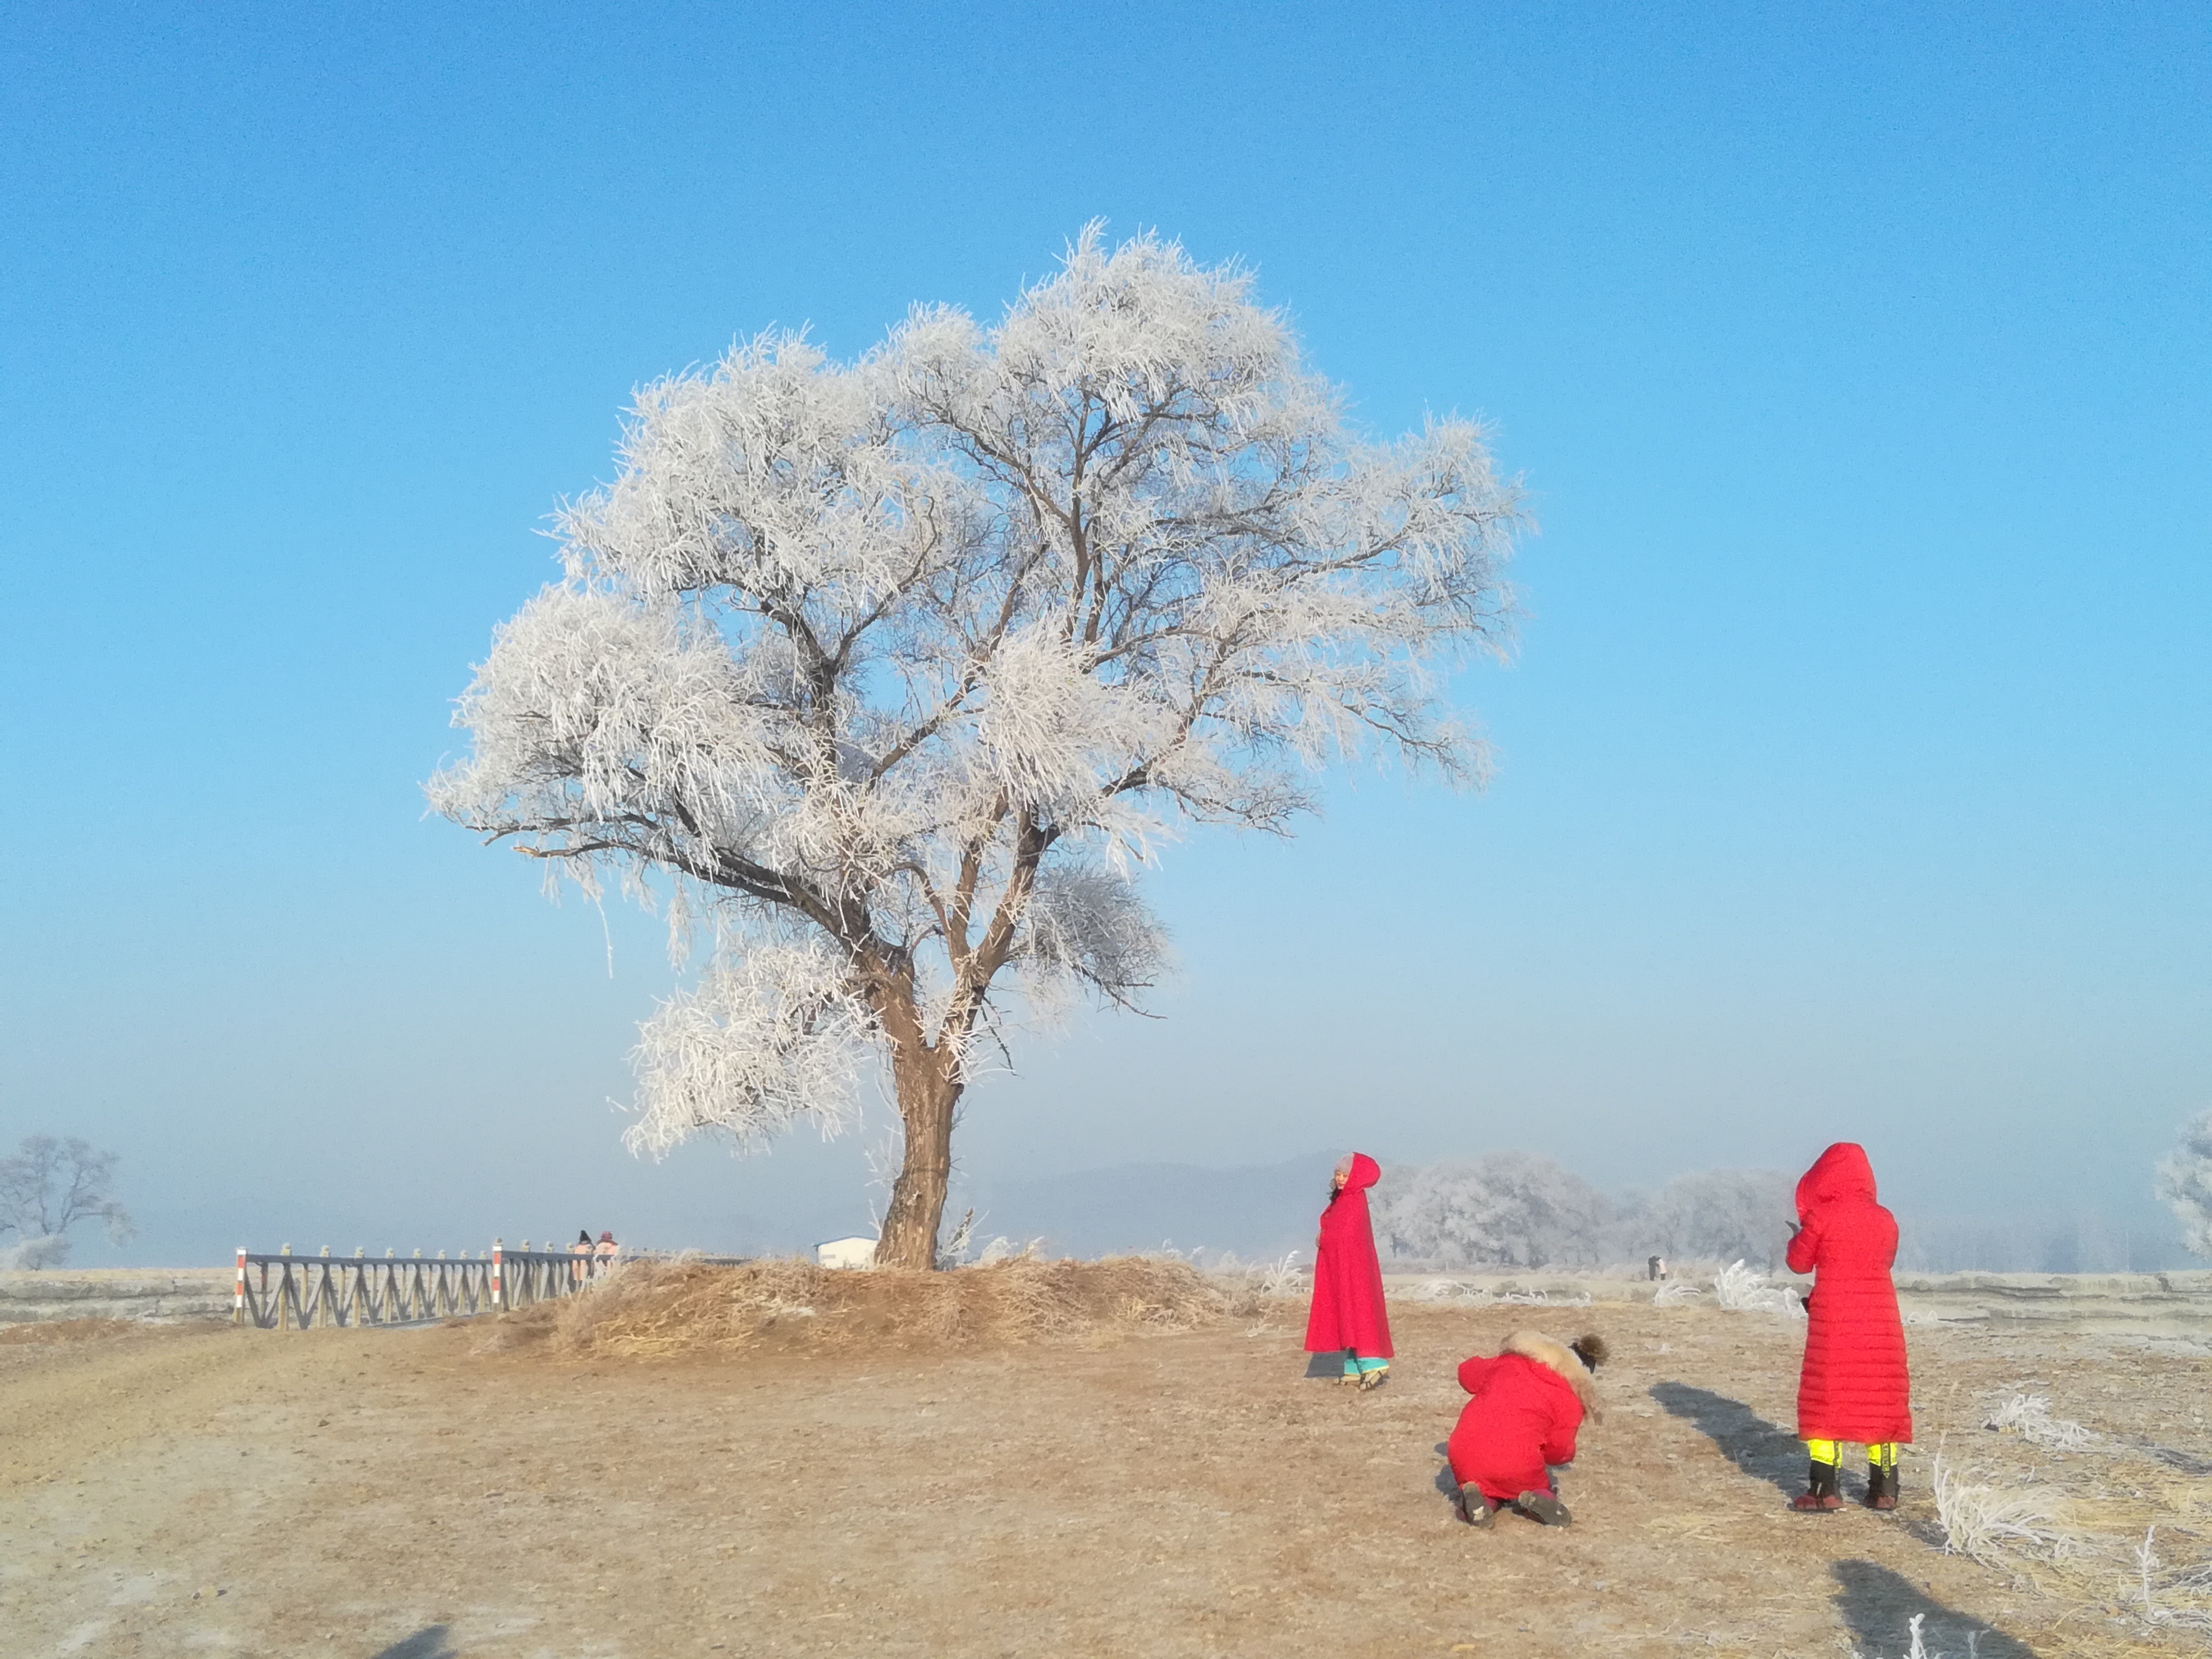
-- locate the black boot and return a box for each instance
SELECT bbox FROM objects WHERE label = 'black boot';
[1864,1462,1898,1511]
[1514,1489,1572,1526]
[1790,1460,1841,1512]
[1459,1482,1495,1527]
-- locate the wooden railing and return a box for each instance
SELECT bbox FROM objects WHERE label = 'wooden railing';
[231,1241,745,1330]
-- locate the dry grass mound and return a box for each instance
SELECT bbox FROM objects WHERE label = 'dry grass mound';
[483,1255,1241,1361]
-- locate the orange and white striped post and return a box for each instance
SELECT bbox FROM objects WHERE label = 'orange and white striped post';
[490,1238,504,1313]
[233,1248,247,1325]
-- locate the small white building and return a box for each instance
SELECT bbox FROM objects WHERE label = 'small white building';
[816,1235,878,1270]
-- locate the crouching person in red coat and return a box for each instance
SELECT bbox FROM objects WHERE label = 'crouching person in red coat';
[1447,1330,1607,1527]
[1787,1142,1913,1513]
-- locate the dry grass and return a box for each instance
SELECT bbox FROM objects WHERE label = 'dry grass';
[482,1254,1247,1360]
[0,1318,146,1346]
[11,1298,2212,1656]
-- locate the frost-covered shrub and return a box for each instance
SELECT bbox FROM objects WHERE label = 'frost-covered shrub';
[1984,1390,2096,1452]
[1629,1168,1795,1269]
[2154,1110,2212,1258]
[1372,1154,1613,1270]
[1711,1259,1804,1318]
[1930,1455,2075,1566]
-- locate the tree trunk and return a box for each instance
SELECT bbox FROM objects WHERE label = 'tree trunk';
[873,1039,963,1269]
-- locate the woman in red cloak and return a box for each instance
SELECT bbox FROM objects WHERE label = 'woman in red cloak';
[1305,1153,1394,1388]
[1786,1142,1913,1512]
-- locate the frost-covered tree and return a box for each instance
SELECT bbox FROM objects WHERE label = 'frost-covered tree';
[1631,1168,1796,1269]
[1372,1154,1612,1270]
[432,228,1522,1268]
[2154,1110,2212,1258]
[0,1136,135,1270]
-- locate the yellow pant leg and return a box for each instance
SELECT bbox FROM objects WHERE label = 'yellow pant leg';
[1805,1438,1840,1465]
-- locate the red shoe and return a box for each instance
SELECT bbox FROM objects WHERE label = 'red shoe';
[1863,1465,1899,1511]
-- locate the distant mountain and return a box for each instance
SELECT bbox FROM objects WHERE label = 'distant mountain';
[963,1152,1341,1261]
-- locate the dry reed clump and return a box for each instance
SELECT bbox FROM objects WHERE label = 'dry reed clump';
[485,1255,1238,1361]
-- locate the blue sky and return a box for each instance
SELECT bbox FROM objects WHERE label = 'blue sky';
[2,3,2206,1263]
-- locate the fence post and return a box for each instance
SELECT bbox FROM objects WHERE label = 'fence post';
[491,1239,504,1312]
[233,1248,246,1326]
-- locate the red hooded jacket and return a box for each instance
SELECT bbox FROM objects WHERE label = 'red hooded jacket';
[1446,1331,1598,1503]
[1303,1153,1393,1359]
[1786,1142,1913,1444]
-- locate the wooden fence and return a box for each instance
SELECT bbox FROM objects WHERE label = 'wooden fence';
[231,1241,744,1330]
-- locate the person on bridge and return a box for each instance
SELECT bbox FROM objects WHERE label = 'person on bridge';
[1305,1153,1393,1389]
[571,1230,593,1285]
[594,1231,619,1273]
[1787,1142,1913,1513]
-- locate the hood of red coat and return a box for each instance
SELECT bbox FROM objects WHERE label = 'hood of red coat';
[1797,1142,1877,1215]
[1342,1153,1381,1193]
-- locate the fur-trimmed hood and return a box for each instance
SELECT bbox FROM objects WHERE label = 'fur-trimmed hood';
[1504,1329,1602,1419]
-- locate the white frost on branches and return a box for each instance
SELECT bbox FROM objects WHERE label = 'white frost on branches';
[2154,1110,2212,1258]
[1984,1390,2096,1452]
[1372,1154,1612,1270]
[627,937,871,1155]
[0,1136,134,1269]
[1710,1259,1804,1318]
[1633,1168,1795,1269]
[430,225,1523,1166]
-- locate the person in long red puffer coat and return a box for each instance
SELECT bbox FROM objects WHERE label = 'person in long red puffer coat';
[1786,1142,1913,1512]
[1447,1330,1607,1527]
[1304,1153,1394,1389]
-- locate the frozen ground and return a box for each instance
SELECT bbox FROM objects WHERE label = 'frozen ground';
[1,1296,2207,1657]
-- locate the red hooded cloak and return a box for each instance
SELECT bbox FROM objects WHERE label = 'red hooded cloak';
[1304,1153,1393,1359]
[1786,1142,1912,1444]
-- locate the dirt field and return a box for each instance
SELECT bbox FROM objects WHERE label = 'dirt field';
[2,1295,2207,1658]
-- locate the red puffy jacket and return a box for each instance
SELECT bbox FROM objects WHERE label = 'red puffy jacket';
[1304,1153,1393,1359]
[1446,1331,1598,1503]
[1786,1142,1913,1444]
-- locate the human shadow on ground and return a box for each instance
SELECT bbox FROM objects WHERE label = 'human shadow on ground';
[1431,1441,1459,1502]
[371,1628,458,1659]
[1832,1560,2038,1658]
[1303,1351,1343,1379]
[1649,1381,1812,1499]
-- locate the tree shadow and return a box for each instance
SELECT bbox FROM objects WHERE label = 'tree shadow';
[1649,1381,1812,1498]
[372,1628,458,1659]
[1831,1560,2038,1657]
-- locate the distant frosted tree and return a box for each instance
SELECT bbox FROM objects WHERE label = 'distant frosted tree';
[2154,1110,2212,1258]
[1635,1169,1795,1268]
[431,227,1524,1268]
[0,1136,135,1270]
[1372,1154,1612,1270]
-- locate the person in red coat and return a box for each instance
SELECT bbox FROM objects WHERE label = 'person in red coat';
[1447,1330,1607,1527]
[1304,1153,1394,1388]
[1786,1142,1913,1512]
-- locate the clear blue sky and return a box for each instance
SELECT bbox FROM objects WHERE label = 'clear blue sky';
[3,3,2206,1263]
